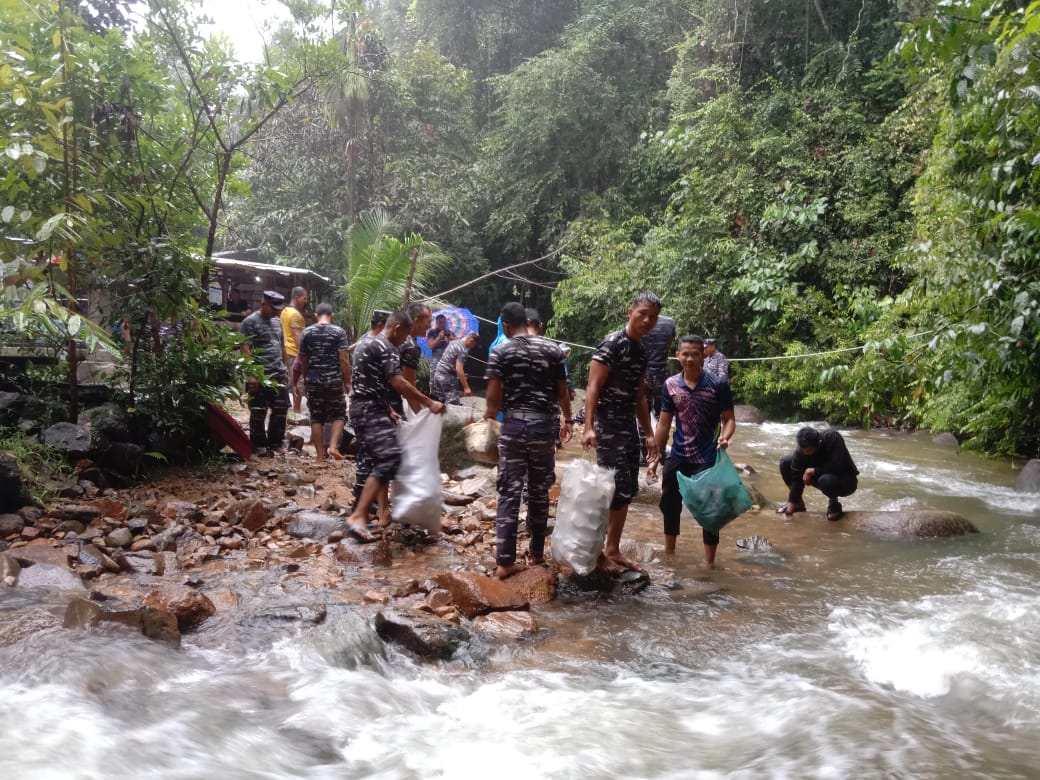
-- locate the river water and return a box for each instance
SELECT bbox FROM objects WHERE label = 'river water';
[1,423,1038,779]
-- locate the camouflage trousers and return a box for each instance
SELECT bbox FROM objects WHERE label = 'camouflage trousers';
[430,373,461,405]
[495,418,556,566]
[349,400,401,484]
[248,378,289,450]
[594,416,640,510]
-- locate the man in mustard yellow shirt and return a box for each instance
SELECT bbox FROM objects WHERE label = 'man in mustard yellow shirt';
[281,286,308,416]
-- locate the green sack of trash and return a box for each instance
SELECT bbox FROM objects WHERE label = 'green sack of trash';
[676,449,753,532]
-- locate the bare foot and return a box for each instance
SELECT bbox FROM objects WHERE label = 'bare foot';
[606,551,644,572]
[596,553,623,575]
[314,455,325,463]
[376,508,393,528]
[494,562,528,579]
[327,448,345,461]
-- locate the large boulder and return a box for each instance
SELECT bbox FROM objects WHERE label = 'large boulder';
[848,510,978,539]
[733,404,766,424]
[0,392,25,426]
[1015,459,1040,493]
[78,403,133,444]
[932,432,960,448]
[0,451,23,513]
[40,422,93,460]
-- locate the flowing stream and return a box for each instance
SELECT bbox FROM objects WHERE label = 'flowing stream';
[1,423,1038,779]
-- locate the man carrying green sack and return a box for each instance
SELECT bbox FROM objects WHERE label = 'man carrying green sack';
[647,334,736,568]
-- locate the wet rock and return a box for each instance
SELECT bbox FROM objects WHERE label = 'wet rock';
[562,567,651,595]
[0,512,25,537]
[334,539,393,567]
[1015,459,1040,493]
[473,611,539,640]
[743,481,769,509]
[142,584,216,632]
[40,422,93,459]
[849,510,979,539]
[375,608,470,660]
[10,540,73,568]
[1,551,20,585]
[227,499,272,533]
[105,527,133,548]
[16,562,86,590]
[64,596,180,646]
[734,404,765,424]
[0,451,23,513]
[500,566,556,605]
[76,542,121,573]
[932,432,959,448]
[245,603,327,625]
[287,510,341,540]
[431,571,529,618]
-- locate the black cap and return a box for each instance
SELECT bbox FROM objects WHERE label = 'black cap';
[262,290,285,309]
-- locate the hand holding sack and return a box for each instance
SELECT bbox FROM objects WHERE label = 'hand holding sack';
[676,449,753,532]
[551,459,615,575]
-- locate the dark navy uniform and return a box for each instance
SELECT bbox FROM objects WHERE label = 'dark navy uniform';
[240,311,289,451]
[641,315,675,419]
[487,335,567,567]
[298,321,349,423]
[592,329,647,509]
[431,338,470,404]
[349,334,404,487]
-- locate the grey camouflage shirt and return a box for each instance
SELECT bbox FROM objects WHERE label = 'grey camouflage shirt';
[486,335,566,415]
[240,311,285,377]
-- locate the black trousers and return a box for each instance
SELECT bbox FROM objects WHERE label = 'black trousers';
[780,455,857,503]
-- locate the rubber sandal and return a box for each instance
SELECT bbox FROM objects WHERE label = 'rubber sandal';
[346,523,375,543]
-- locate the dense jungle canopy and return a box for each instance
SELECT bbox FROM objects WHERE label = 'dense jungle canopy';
[1,0,1038,457]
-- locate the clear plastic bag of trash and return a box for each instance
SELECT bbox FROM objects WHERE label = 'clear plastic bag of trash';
[551,459,615,574]
[391,406,444,536]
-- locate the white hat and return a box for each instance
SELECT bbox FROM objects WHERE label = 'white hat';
[559,342,571,354]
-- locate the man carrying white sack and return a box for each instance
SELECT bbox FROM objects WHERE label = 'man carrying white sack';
[484,301,573,579]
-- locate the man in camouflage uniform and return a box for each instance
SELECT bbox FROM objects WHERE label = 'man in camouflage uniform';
[239,291,290,457]
[641,313,676,423]
[431,331,477,404]
[293,303,350,462]
[484,302,573,579]
[582,291,662,572]
[343,310,445,540]
[399,301,433,413]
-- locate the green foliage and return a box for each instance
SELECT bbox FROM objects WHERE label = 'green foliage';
[340,210,447,338]
[0,426,74,504]
[119,311,260,448]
